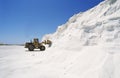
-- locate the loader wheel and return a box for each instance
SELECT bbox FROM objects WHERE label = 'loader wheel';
[40,46,45,51]
[28,45,34,51]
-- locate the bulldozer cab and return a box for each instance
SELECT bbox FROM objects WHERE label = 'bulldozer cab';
[33,38,39,48]
[34,38,39,43]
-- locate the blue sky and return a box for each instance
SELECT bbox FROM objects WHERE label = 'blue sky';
[0,0,103,44]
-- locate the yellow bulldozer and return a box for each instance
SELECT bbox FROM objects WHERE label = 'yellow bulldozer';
[25,38,52,51]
